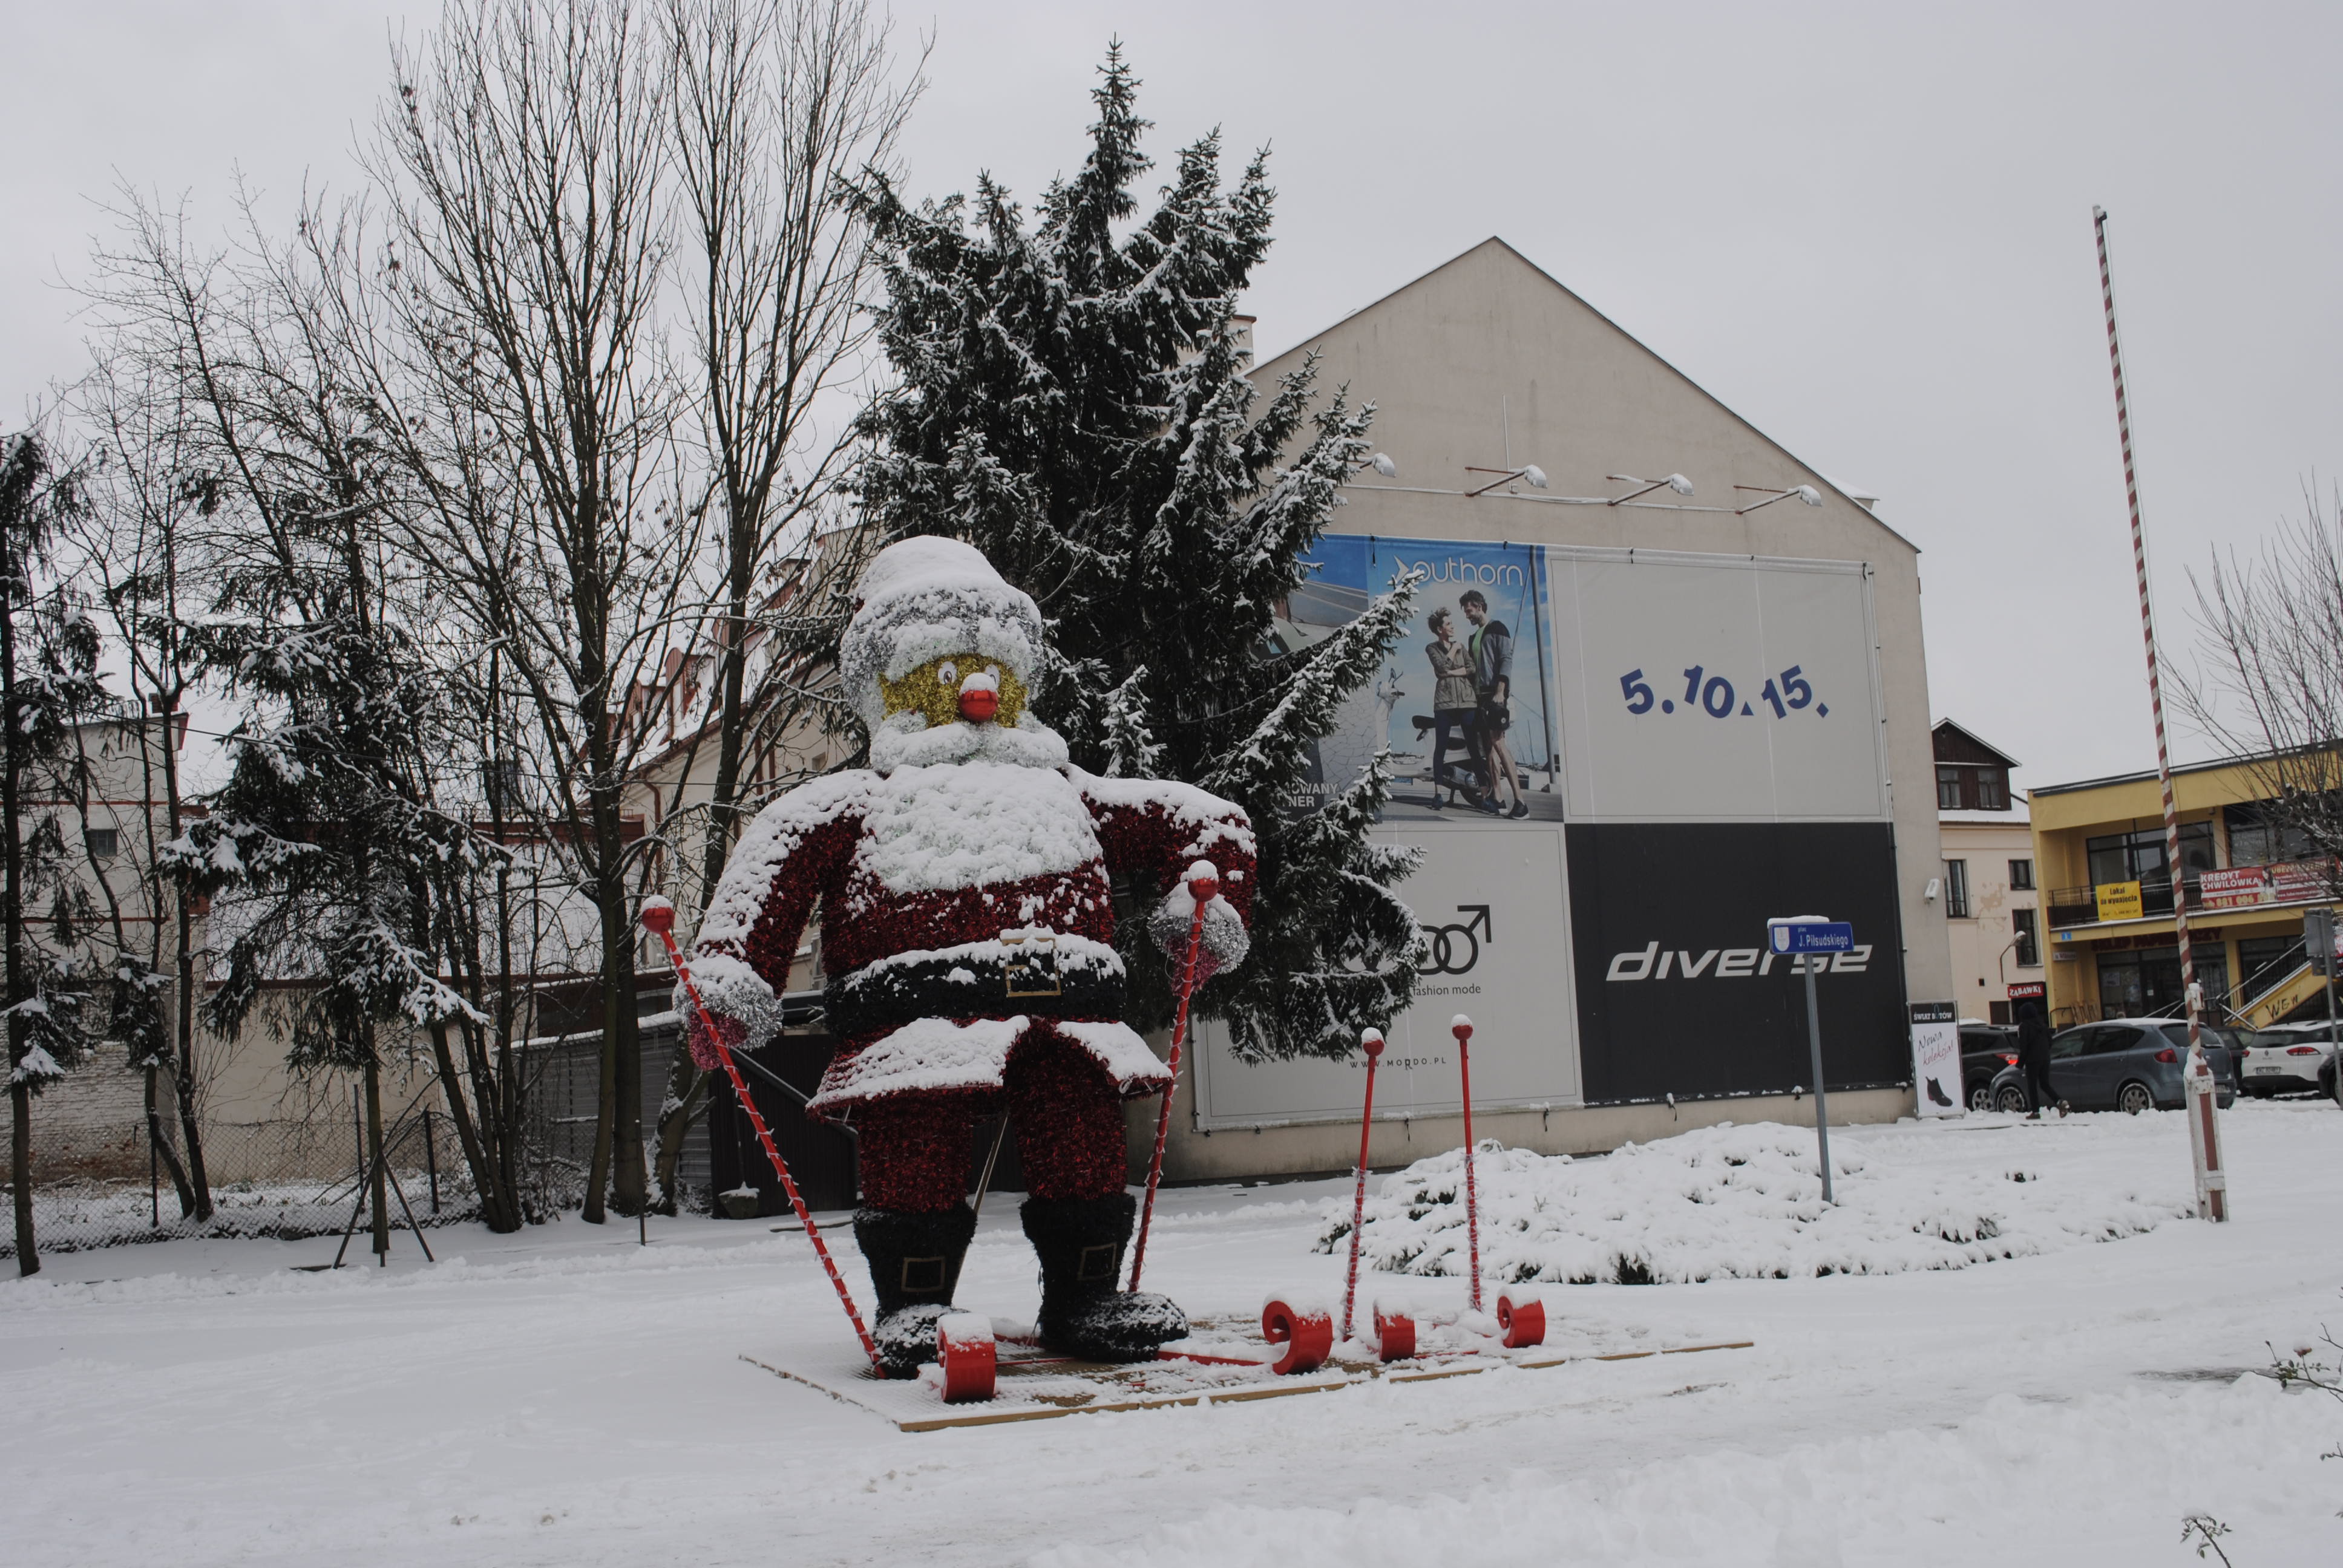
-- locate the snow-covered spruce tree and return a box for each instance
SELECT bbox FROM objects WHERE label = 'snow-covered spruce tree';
[1,433,106,1274]
[172,597,497,1255]
[852,52,1420,1058]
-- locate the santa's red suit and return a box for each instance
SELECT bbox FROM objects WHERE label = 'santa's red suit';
[684,538,1254,1374]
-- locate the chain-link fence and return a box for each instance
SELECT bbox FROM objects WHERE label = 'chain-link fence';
[2,1099,476,1260]
[3,1008,733,1260]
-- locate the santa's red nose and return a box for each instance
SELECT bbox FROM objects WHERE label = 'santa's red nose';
[958,687,998,722]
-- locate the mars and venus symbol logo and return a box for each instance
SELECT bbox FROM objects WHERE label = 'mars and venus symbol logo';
[1417,904,1492,976]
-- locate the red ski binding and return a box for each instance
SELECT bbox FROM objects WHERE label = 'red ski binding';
[1260,1296,1334,1375]
[937,1313,997,1403]
[1496,1290,1546,1350]
[1372,1303,1417,1361]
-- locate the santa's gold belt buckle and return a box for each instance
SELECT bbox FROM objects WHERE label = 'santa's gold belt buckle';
[1001,932,1063,998]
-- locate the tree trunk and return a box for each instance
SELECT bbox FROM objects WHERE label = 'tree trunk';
[650,1048,707,1216]
[363,1045,389,1263]
[594,854,646,1218]
[155,696,212,1221]
[144,1064,194,1218]
[4,552,35,1276]
[428,1014,518,1233]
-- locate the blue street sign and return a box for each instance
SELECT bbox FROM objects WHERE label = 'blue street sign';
[1766,918,1855,955]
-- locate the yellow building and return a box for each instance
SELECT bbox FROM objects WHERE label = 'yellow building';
[2030,753,2339,1031]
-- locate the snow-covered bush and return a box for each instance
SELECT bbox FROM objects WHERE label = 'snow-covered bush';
[1320,1122,2189,1284]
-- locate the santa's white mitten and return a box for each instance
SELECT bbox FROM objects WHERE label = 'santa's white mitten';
[1148,878,1250,985]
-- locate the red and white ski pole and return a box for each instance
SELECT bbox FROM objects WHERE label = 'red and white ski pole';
[1340,1026,1385,1343]
[1127,860,1217,1294]
[1453,1014,1481,1314]
[640,897,883,1374]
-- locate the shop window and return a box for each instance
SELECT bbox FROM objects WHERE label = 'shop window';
[1943,858,1971,918]
[2008,857,2034,890]
[2096,944,2229,1020]
[2012,907,2039,967]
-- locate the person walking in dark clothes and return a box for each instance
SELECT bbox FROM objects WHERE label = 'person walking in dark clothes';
[2015,1001,2064,1118]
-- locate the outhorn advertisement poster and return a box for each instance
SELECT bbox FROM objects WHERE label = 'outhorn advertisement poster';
[1190,534,1909,1129]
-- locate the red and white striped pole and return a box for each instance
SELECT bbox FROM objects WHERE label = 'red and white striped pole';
[1452,1015,1483,1313]
[640,898,886,1370]
[2092,206,2227,1221]
[1340,1027,1385,1343]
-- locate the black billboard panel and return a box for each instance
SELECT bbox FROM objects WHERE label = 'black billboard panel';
[1567,823,1909,1104]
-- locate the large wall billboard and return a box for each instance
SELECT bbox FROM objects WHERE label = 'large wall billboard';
[1190,533,1906,1129]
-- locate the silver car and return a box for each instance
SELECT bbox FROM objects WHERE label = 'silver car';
[1989,1018,2241,1115]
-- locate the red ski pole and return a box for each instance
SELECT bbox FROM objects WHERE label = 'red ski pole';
[640,898,882,1374]
[1127,861,1217,1294]
[1340,1027,1385,1343]
[1452,1014,1481,1314]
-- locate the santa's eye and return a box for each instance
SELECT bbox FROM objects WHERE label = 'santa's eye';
[936,661,958,685]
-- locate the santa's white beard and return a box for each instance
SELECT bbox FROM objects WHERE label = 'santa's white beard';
[868,709,1071,774]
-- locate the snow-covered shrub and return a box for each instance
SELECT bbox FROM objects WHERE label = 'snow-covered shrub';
[1319,1122,2189,1284]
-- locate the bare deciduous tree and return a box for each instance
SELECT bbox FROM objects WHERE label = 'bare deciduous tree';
[2181,488,2343,890]
[370,0,698,1220]
[640,0,917,1206]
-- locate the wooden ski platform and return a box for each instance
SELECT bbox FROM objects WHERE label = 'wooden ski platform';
[745,1330,1755,1432]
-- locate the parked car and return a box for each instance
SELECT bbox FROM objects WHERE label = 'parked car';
[1987,1018,2240,1114]
[2236,1022,2341,1097]
[1958,1024,2020,1112]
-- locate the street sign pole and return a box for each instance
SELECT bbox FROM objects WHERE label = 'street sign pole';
[1769,916,1852,1205]
[2309,908,2339,1099]
[1804,956,1833,1204]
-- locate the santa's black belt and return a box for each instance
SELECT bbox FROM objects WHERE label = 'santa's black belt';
[824,953,1126,1038]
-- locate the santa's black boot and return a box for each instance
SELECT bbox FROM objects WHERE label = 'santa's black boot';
[1021,1192,1187,1361]
[853,1203,978,1378]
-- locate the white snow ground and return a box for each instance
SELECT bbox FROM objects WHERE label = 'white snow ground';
[5,1101,2340,1567]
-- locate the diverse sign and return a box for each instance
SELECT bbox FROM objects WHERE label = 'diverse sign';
[1565,823,1909,1105]
[1908,1000,1962,1119]
[2006,981,2046,1002]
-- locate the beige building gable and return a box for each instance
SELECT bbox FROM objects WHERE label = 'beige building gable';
[1248,235,1950,1009]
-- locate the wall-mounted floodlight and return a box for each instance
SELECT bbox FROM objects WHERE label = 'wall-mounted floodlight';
[1734,483,1823,517]
[1464,464,1548,498]
[1353,452,1397,478]
[1604,472,1694,506]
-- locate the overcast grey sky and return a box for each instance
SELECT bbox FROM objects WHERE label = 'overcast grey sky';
[7,1,2338,795]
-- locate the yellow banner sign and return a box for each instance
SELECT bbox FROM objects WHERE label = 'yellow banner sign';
[2094,880,2144,922]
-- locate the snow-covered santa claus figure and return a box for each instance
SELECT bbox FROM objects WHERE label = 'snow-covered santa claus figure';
[684,537,1254,1376]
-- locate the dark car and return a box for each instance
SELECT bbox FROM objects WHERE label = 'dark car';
[1959,1024,2020,1113]
[1988,1018,2241,1115]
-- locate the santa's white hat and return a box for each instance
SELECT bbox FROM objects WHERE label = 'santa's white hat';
[838,537,1046,730]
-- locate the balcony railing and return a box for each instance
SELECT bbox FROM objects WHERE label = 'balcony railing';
[2045,875,2198,929]
[2048,857,2343,929]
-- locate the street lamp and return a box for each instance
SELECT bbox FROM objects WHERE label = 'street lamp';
[1604,472,1694,506]
[1464,463,1548,498]
[1734,483,1823,516]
